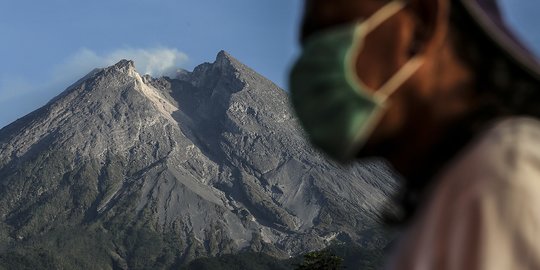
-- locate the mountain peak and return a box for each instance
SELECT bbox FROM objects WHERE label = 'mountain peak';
[0,50,396,268]
[113,59,134,68]
[111,59,135,73]
[214,50,243,70]
[216,50,233,60]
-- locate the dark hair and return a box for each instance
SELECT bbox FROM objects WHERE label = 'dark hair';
[450,1,540,116]
[392,0,540,224]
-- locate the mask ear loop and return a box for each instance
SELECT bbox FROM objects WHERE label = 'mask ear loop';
[374,56,424,102]
[341,1,421,159]
[345,1,424,104]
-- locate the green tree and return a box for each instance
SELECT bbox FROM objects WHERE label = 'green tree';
[295,250,344,270]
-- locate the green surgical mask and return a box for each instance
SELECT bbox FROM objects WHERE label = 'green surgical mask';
[289,1,424,162]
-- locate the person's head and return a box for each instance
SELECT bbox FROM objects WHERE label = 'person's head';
[291,0,540,220]
[294,0,540,165]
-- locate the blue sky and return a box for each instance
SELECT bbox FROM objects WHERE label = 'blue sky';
[0,0,303,128]
[1,0,539,129]
[499,0,540,58]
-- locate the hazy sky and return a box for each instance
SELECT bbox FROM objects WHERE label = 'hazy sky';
[0,0,303,128]
[1,0,539,129]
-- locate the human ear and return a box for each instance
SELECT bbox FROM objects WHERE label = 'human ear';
[406,0,449,56]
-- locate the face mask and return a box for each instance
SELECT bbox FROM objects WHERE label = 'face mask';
[289,1,424,162]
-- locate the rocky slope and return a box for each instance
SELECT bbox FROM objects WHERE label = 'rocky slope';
[0,51,397,269]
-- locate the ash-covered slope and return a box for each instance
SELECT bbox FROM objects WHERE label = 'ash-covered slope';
[0,51,398,269]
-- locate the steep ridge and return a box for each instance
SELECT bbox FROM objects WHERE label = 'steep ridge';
[0,51,398,268]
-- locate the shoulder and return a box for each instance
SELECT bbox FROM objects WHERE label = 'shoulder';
[477,116,540,157]
[437,116,540,191]
[386,117,540,270]
[429,116,540,217]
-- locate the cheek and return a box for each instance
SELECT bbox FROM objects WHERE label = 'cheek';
[412,61,439,100]
[356,30,404,91]
[374,72,435,141]
[369,95,409,143]
[354,12,417,92]
[411,51,476,121]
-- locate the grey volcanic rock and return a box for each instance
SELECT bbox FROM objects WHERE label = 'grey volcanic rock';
[0,51,398,268]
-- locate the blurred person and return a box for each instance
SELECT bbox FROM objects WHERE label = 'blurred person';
[289,0,540,269]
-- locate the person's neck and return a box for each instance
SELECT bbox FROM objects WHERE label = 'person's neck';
[389,115,478,198]
[392,105,472,179]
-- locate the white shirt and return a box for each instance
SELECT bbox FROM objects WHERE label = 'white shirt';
[386,117,540,270]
